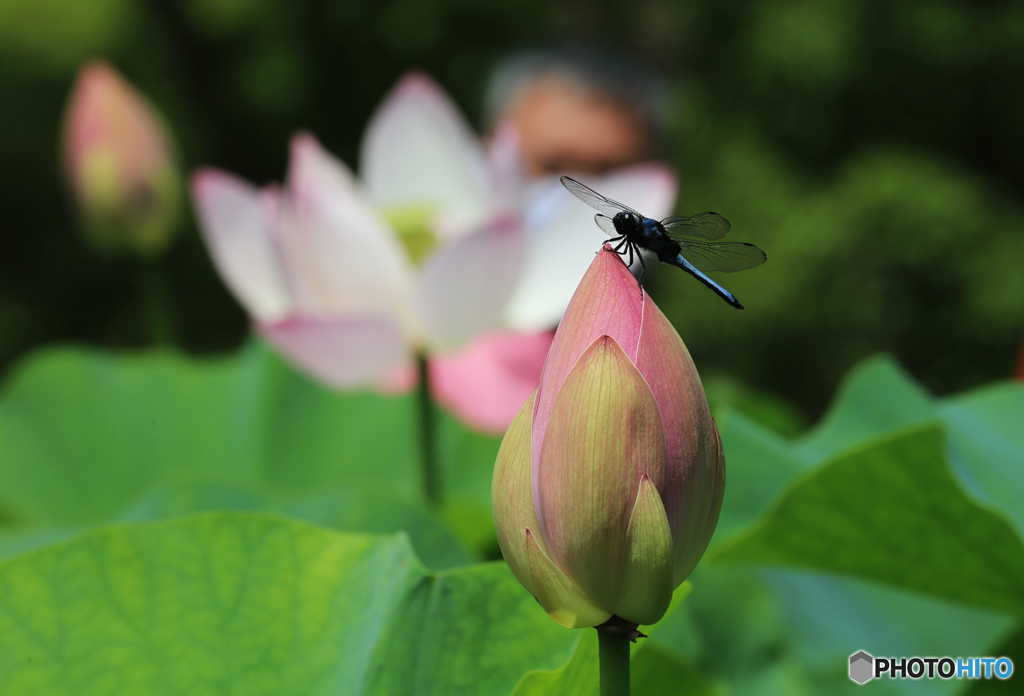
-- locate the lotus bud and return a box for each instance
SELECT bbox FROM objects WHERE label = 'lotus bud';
[493,246,724,629]
[62,60,182,256]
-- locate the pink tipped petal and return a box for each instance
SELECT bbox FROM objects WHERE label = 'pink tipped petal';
[531,249,645,497]
[280,134,415,326]
[537,335,669,610]
[288,131,361,197]
[416,220,524,351]
[361,72,489,236]
[504,164,678,330]
[430,330,554,434]
[190,169,291,321]
[259,315,410,388]
[634,292,719,580]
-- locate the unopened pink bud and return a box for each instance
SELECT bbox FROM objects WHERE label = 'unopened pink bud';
[493,247,724,628]
[63,60,182,256]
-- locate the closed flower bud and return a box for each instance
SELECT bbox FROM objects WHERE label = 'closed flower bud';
[493,247,724,628]
[62,60,182,256]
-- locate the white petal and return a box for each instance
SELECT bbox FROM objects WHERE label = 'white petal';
[504,164,678,330]
[360,72,489,238]
[258,315,410,388]
[280,134,417,332]
[190,169,291,322]
[417,218,525,351]
[486,121,526,217]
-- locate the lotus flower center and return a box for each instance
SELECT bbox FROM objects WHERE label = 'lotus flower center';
[384,205,438,266]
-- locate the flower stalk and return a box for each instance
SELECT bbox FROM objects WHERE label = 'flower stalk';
[136,258,176,345]
[597,628,631,696]
[416,353,441,505]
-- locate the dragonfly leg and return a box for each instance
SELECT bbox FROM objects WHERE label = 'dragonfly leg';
[637,251,647,280]
[627,243,634,267]
[613,238,628,253]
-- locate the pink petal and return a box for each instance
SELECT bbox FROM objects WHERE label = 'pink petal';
[279,134,415,327]
[190,169,291,321]
[360,72,489,237]
[430,330,554,434]
[258,315,410,388]
[416,218,524,351]
[531,249,645,500]
[504,163,677,330]
[634,291,718,580]
[376,362,419,394]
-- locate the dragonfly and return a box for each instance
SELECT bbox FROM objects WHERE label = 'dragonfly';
[561,176,767,309]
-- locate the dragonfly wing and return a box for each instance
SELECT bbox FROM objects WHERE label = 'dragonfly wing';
[561,176,642,218]
[662,212,731,240]
[594,214,619,237]
[678,240,767,273]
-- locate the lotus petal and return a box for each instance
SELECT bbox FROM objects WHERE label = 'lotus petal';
[190,169,291,322]
[416,219,524,351]
[430,330,552,434]
[536,335,668,609]
[281,134,416,332]
[259,315,409,387]
[634,291,718,577]
[361,72,488,238]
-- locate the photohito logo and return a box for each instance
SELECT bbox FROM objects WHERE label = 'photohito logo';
[849,651,1014,684]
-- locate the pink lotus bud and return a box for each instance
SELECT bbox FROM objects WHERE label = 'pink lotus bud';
[492,247,724,628]
[62,60,182,256]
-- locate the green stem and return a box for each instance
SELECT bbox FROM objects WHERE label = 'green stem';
[136,258,176,346]
[598,628,630,696]
[416,352,440,506]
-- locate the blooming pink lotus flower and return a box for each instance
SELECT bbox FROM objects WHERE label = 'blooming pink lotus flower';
[493,247,725,628]
[63,60,182,256]
[192,72,677,433]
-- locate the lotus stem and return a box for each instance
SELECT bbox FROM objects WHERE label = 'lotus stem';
[598,628,630,696]
[416,352,440,505]
[137,258,176,346]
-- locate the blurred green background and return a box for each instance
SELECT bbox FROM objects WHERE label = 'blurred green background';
[1,0,1021,420]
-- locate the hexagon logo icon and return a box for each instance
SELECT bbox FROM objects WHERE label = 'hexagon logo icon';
[849,651,874,684]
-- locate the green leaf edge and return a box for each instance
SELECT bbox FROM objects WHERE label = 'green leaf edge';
[708,421,1024,615]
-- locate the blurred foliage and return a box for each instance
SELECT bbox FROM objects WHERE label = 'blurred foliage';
[0,0,1022,418]
[0,345,1022,693]
[0,341,497,566]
